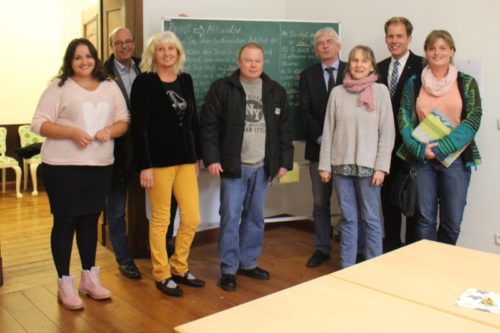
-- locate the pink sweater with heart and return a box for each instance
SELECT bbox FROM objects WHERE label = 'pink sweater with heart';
[31,78,129,166]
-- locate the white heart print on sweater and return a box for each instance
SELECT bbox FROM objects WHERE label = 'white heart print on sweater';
[82,101,111,137]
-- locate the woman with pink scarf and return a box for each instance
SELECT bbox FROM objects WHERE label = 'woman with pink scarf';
[318,45,395,268]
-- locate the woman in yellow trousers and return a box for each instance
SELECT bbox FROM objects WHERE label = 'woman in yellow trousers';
[131,31,204,297]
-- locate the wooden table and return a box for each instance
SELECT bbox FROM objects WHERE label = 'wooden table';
[174,243,500,333]
[332,240,500,329]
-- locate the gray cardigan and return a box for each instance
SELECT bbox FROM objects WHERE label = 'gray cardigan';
[318,83,395,174]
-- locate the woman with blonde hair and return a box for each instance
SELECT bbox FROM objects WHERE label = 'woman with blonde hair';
[131,31,203,297]
[397,30,482,245]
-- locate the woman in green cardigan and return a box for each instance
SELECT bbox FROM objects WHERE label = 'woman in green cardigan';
[397,30,482,245]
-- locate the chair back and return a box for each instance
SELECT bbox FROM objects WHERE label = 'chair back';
[0,127,7,156]
[18,125,45,148]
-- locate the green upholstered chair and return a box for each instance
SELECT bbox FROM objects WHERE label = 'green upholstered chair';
[18,125,45,196]
[0,127,22,198]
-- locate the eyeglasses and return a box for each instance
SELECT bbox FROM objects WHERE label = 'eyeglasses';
[113,39,134,47]
[316,39,336,47]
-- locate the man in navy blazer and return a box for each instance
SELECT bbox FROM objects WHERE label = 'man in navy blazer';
[377,17,423,252]
[300,27,347,268]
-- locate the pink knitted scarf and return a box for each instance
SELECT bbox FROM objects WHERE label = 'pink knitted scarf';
[421,64,458,97]
[342,73,378,111]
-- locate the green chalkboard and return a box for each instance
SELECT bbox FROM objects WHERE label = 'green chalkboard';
[163,18,339,140]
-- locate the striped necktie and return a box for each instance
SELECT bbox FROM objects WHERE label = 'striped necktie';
[325,67,335,93]
[390,60,400,97]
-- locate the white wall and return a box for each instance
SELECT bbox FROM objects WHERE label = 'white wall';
[0,1,61,125]
[144,0,500,254]
[0,0,97,125]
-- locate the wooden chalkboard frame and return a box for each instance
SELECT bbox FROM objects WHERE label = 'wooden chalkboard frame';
[162,17,340,140]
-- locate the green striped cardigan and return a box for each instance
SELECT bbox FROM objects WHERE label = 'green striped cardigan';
[396,71,482,167]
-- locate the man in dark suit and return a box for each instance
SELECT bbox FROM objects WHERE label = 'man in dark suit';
[300,28,347,268]
[104,27,142,279]
[377,17,423,252]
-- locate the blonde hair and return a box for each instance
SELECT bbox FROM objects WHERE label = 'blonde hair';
[140,31,186,74]
[384,17,413,36]
[423,30,456,65]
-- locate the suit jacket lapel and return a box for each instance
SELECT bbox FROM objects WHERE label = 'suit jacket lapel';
[397,52,419,92]
[313,63,329,97]
[378,59,390,86]
[336,61,347,86]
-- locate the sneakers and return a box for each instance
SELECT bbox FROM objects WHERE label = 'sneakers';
[79,267,112,300]
[57,275,84,310]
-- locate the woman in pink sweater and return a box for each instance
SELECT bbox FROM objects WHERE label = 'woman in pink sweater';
[31,38,129,310]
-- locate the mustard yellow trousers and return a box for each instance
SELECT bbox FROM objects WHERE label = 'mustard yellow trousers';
[148,164,200,281]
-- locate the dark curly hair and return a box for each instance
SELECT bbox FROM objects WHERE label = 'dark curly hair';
[57,38,108,86]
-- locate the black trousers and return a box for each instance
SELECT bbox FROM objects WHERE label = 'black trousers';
[381,156,415,252]
[52,213,99,277]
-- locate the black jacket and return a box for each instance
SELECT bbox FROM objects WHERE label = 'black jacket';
[104,54,141,184]
[131,72,201,171]
[299,61,347,161]
[201,70,294,179]
[377,51,423,148]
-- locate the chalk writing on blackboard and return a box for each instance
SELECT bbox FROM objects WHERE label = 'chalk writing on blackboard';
[164,18,340,140]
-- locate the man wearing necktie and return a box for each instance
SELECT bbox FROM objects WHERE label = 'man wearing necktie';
[300,27,347,268]
[376,17,423,252]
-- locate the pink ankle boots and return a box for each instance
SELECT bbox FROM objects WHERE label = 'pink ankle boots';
[57,266,111,310]
[57,275,84,310]
[79,266,112,300]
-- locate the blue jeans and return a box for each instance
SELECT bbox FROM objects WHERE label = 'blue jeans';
[106,179,134,266]
[414,158,471,245]
[333,174,383,268]
[219,166,268,274]
[309,162,333,254]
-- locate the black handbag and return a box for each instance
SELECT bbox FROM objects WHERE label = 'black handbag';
[15,142,42,159]
[390,165,417,217]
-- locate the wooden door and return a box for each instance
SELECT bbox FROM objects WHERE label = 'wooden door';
[82,4,100,54]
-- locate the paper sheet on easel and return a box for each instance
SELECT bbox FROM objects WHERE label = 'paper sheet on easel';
[278,162,300,184]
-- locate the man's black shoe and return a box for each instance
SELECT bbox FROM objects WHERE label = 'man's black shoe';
[218,274,237,291]
[306,250,330,268]
[118,262,141,279]
[172,271,205,288]
[236,266,270,280]
[156,278,183,297]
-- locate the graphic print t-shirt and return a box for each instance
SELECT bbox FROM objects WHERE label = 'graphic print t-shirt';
[162,80,187,127]
[240,78,266,166]
[162,80,193,162]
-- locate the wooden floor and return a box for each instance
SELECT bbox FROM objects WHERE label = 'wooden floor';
[0,190,340,332]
